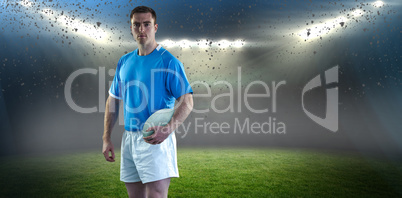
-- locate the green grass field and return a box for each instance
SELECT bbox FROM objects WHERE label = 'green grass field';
[0,148,401,197]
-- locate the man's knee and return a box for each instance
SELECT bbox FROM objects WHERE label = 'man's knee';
[146,178,171,198]
[147,188,166,198]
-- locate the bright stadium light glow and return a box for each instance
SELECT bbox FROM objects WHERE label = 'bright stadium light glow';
[20,0,33,7]
[233,40,245,48]
[178,39,191,48]
[298,6,367,41]
[218,40,230,48]
[41,8,54,16]
[373,1,384,7]
[20,0,108,43]
[298,16,348,41]
[159,39,246,49]
[40,8,108,42]
[351,9,364,17]
[160,39,175,48]
[197,39,210,48]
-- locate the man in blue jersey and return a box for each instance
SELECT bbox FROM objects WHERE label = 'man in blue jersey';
[102,6,193,198]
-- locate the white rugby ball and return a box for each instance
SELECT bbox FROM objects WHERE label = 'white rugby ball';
[142,108,175,137]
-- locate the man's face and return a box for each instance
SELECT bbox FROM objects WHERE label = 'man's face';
[131,12,158,46]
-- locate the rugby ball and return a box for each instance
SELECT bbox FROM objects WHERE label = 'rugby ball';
[142,108,175,137]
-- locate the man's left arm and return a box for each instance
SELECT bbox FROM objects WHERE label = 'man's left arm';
[144,93,193,144]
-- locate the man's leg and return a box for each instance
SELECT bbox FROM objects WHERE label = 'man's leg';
[125,182,146,198]
[145,178,171,198]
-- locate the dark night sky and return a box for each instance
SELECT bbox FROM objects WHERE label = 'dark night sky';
[0,0,401,159]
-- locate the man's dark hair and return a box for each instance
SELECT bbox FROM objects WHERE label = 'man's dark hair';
[130,6,157,24]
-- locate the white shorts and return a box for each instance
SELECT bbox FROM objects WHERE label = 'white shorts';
[120,130,179,184]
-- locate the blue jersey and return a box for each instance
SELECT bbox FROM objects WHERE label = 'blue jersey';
[109,45,193,131]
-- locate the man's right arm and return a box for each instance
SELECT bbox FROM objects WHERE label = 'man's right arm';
[102,95,120,162]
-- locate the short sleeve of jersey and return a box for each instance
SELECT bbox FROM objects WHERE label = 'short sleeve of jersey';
[166,59,193,99]
[109,58,123,100]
